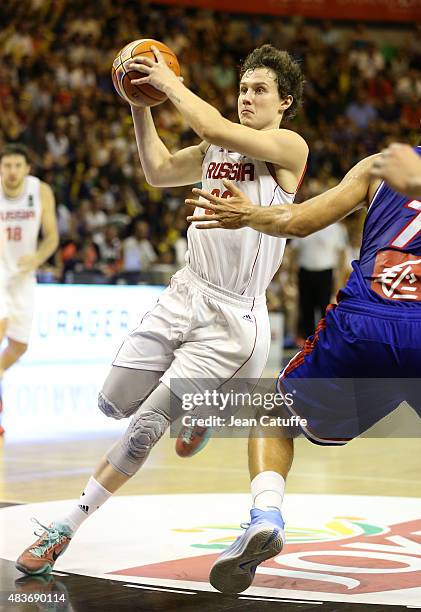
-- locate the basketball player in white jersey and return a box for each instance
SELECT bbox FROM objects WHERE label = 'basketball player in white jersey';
[16,45,308,575]
[0,144,58,435]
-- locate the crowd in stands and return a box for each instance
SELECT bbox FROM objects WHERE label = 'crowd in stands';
[0,0,420,340]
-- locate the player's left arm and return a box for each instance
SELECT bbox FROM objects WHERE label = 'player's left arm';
[187,155,378,237]
[18,182,59,273]
[127,47,308,174]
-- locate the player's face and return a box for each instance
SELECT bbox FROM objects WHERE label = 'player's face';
[0,154,30,190]
[238,68,284,130]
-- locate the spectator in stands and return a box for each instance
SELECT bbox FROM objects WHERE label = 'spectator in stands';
[0,0,419,305]
[95,223,121,278]
[123,219,157,273]
[345,89,378,130]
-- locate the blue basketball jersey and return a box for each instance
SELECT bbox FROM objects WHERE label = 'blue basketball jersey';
[279,147,421,446]
[339,146,421,309]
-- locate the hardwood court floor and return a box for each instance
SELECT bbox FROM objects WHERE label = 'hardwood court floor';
[1,557,410,612]
[1,431,420,503]
[1,427,420,611]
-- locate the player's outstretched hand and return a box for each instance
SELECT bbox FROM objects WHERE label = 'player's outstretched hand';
[371,143,421,198]
[186,179,255,229]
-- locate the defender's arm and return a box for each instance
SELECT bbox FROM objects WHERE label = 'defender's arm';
[187,155,378,237]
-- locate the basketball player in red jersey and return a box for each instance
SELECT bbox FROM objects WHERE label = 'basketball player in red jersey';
[0,144,58,435]
[16,45,308,576]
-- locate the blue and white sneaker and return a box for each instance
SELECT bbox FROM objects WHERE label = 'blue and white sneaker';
[209,508,285,593]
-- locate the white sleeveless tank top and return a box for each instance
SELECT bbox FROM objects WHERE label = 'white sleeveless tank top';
[186,145,296,296]
[0,175,42,277]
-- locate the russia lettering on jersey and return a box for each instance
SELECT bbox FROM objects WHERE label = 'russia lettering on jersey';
[340,147,421,307]
[0,210,36,221]
[206,161,255,182]
[187,145,297,296]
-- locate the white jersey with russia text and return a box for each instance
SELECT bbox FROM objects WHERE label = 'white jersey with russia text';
[186,145,296,297]
[0,175,42,278]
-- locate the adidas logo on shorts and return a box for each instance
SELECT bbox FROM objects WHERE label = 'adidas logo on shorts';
[242,314,253,323]
[78,504,89,514]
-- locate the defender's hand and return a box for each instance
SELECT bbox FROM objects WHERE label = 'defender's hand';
[371,143,421,196]
[186,179,255,229]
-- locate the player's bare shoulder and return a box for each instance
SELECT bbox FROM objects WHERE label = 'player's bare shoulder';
[276,129,308,153]
[271,130,308,192]
[274,129,308,168]
[39,181,56,210]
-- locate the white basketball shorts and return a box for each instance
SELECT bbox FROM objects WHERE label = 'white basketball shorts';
[113,266,271,398]
[0,272,36,344]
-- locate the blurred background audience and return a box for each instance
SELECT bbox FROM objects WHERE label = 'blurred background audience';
[0,0,419,345]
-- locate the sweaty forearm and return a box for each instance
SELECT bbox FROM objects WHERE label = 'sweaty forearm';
[246,184,359,238]
[192,159,370,235]
[131,106,171,183]
[245,205,297,237]
[244,196,336,238]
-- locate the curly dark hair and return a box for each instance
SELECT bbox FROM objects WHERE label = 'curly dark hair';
[240,44,305,122]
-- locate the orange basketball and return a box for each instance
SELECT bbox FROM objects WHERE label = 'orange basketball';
[112,39,180,107]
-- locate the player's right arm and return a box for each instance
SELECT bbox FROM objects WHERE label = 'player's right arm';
[187,155,379,237]
[131,107,207,187]
[18,182,59,273]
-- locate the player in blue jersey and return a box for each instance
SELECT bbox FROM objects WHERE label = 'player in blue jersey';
[186,145,421,593]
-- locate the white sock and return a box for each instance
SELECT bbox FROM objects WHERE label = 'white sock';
[59,477,112,533]
[251,471,285,512]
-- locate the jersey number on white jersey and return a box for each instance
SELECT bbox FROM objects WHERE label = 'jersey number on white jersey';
[6,227,22,241]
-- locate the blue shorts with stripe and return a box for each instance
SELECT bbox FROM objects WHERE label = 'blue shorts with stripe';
[277,299,421,445]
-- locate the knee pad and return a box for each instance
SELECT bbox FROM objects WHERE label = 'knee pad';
[106,409,170,476]
[98,391,125,420]
[125,409,169,460]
